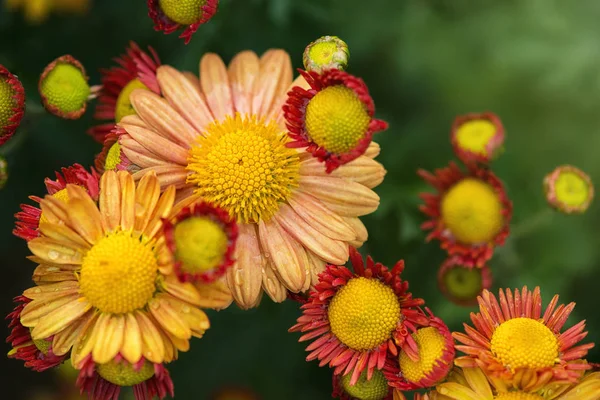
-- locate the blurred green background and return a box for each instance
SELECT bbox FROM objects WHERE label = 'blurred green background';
[1,0,600,398]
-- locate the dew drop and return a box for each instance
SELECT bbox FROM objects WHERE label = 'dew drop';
[48,250,59,260]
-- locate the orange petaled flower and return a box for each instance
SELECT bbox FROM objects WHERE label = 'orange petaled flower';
[450,112,504,165]
[384,310,455,391]
[437,257,492,306]
[544,165,594,214]
[115,49,385,309]
[435,367,600,400]
[289,248,428,386]
[453,287,594,392]
[13,163,100,241]
[94,130,136,174]
[418,161,512,268]
[332,369,396,400]
[284,69,388,173]
[0,65,25,146]
[7,296,67,371]
[163,199,238,283]
[89,42,161,143]
[147,0,219,44]
[76,354,174,400]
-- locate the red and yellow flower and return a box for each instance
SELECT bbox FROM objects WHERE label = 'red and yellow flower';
[284,69,388,172]
[437,257,492,306]
[289,247,428,386]
[332,368,396,400]
[0,64,25,146]
[303,36,350,74]
[544,165,594,214]
[418,161,512,267]
[94,130,136,174]
[147,0,219,44]
[453,286,594,391]
[450,112,504,165]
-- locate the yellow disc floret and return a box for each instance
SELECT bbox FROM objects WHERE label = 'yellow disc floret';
[0,77,16,130]
[105,142,122,171]
[187,114,299,224]
[309,41,338,67]
[399,327,448,384]
[174,216,228,274]
[442,266,482,300]
[441,178,503,244]
[39,188,71,224]
[158,0,206,25]
[40,62,90,113]
[115,78,148,122]
[97,359,155,387]
[455,120,497,156]
[490,317,559,371]
[553,170,590,208]
[80,231,158,314]
[341,369,388,400]
[328,277,400,351]
[494,393,544,400]
[305,85,370,155]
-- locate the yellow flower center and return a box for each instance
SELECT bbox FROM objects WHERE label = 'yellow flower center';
[0,77,17,132]
[494,393,544,400]
[187,114,299,224]
[441,178,504,244]
[40,62,90,113]
[39,188,71,224]
[158,0,207,25]
[455,120,497,156]
[173,216,228,275]
[553,171,590,208]
[105,142,122,171]
[305,85,371,155]
[80,231,158,314]
[399,326,448,384]
[340,369,389,400]
[490,317,559,371]
[115,78,148,123]
[97,359,155,387]
[309,41,338,67]
[441,266,483,300]
[328,277,400,351]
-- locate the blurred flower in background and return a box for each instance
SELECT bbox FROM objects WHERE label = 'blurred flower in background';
[4,0,90,24]
[0,65,25,146]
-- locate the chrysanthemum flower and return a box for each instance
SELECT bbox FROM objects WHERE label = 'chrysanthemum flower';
[454,287,594,391]
[0,155,8,189]
[303,36,350,74]
[437,257,492,306]
[289,247,428,385]
[284,69,388,172]
[6,296,66,371]
[436,367,600,400]
[332,368,395,400]
[19,171,213,370]
[4,0,89,24]
[544,165,594,214]
[88,42,161,143]
[94,131,137,174]
[76,354,174,400]
[0,65,25,146]
[116,49,384,309]
[147,0,219,44]
[39,55,98,119]
[450,113,504,165]
[13,163,100,241]
[418,161,512,268]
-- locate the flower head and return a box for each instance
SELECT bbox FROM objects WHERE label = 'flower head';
[5,0,90,24]
[418,161,512,267]
[544,165,594,214]
[453,287,594,391]
[6,296,67,371]
[303,36,350,74]
[94,130,137,174]
[332,368,395,400]
[289,247,428,386]
[0,65,25,146]
[437,257,492,306]
[89,42,161,143]
[0,155,8,189]
[450,113,504,164]
[13,163,100,241]
[147,0,219,44]
[284,69,388,173]
[116,49,384,309]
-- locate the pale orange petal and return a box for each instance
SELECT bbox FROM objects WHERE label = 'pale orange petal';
[228,51,260,115]
[133,172,161,234]
[200,53,233,121]
[20,293,81,328]
[182,71,200,89]
[117,170,136,232]
[38,222,91,250]
[65,186,104,245]
[193,278,233,310]
[28,237,85,265]
[306,250,327,288]
[38,195,69,225]
[52,310,93,356]
[92,313,125,364]
[71,313,100,367]
[132,166,189,191]
[365,141,381,159]
[253,49,292,119]
[121,313,143,364]
[122,123,189,166]
[262,262,288,303]
[162,275,202,306]
[226,224,264,309]
[144,185,176,239]
[119,114,148,129]
[148,294,192,340]
[343,217,369,248]
[119,133,169,168]
[300,155,386,189]
[31,297,92,339]
[99,171,121,233]
[135,311,166,364]
[32,265,77,284]
[23,281,79,302]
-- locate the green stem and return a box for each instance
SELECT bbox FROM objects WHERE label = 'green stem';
[509,207,555,241]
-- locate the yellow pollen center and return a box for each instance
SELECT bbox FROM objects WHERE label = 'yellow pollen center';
[309,42,337,66]
[442,266,483,300]
[187,114,299,224]
[399,326,448,384]
[0,77,17,132]
[115,78,149,123]
[494,393,544,400]
[490,317,559,371]
[80,231,158,314]
[328,277,400,351]
[97,359,155,387]
[39,188,71,224]
[554,171,590,207]
[441,178,504,244]
[105,142,122,171]
[40,63,90,113]
[305,85,371,155]
[158,0,207,25]
[455,120,497,156]
[174,216,228,275]
[341,369,389,400]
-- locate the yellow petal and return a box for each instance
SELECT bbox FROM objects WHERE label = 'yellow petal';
[20,293,80,327]
[28,237,85,265]
[135,310,165,364]
[71,312,100,367]
[121,313,143,364]
[99,170,121,233]
[436,382,482,400]
[23,281,79,302]
[31,297,92,339]
[200,53,233,121]
[118,170,136,232]
[162,275,202,307]
[92,313,125,364]
[225,223,263,309]
[227,51,259,115]
[261,262,288,303]
[38,222,91,250]
[144,184,176,239]
[39,194,69,225]
[194,278,233,310]
[133,171,161,234]
[65,193,104,245]
[148,295,192,340]
[52,310,93,356]
[462,367,494,399]
[32,264,77,284]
